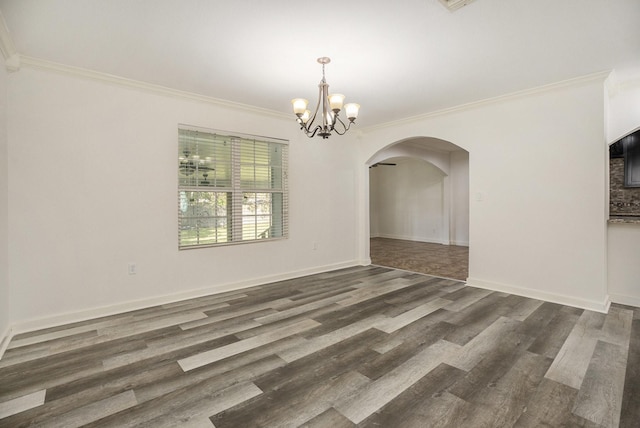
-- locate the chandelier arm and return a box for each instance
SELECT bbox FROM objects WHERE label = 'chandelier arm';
[296,116,310,132]
[332,116,354,136]
[305,84,324,132]
[305,125,323,138]
[332,123,349,136]
[333,115,348,131]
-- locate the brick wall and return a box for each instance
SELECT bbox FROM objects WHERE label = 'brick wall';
[610,158,640,216]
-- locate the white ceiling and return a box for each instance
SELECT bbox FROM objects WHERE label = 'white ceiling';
[1,0,639,128]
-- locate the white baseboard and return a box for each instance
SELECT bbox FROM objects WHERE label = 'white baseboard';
[11,260,362,336]
[370,234,468,247]
[375,234,449,245]
[467,277,611,313]
[0,325,12,360]
[609,292,640,308]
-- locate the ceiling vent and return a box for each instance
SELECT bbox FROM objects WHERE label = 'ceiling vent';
[439,0,476,11]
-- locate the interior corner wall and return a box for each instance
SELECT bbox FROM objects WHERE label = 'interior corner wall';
[358,76,609,311]
[606,71,640,306]
[450,150,469,246]
[608,224,640,307]
[369,166,380,237]
[607,78,640,143]
[6,66,360,329]
[370,158,447,244]
[0,59,10,346]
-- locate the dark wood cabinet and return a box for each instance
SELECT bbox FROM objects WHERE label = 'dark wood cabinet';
[624,132,640,187]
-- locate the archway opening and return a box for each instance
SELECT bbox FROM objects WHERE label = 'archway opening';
[367,137,469,281]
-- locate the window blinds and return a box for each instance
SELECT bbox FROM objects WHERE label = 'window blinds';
[178,127,288,249]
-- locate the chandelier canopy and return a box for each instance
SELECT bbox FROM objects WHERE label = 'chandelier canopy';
[291,57,360,139]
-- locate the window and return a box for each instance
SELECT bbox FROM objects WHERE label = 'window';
[178,127,288,249]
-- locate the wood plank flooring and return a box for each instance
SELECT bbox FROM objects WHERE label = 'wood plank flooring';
[0,266,638,427]
[370,238,469,281]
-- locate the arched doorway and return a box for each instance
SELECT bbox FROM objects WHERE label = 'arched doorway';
[367,137,469,281]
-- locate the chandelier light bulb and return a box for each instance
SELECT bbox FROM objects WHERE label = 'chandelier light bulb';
[329,94,345,112]
[291,98,309,115]
[326,111,334,125]
[344,103,360,121]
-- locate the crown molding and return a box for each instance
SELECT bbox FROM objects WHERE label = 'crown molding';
[439,0,476,11]
[19,55,290,120]
[0,11,15,58]
[0,10,19,71]
[612,76,640,94]
[8,51,617,130]
[618,76,640,91]
[361,70,612,134]
[605,69,640,98]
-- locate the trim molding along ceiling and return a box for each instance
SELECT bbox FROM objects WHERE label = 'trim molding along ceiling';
[0,8,612,132]
[0,10,286,119]
[19,56,290,119]
[361,70,611,133]
[0,10,19,71]
[439,0,477,11]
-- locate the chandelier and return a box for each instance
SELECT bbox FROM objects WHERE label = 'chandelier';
[291,57,360,139]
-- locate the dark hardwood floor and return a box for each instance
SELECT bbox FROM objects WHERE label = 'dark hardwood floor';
[370,238,469,281]
[0,266,638,427]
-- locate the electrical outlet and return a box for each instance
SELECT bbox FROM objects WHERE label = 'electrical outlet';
[128,263,137,275]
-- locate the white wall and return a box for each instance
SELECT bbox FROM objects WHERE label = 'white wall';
[0,56,10,349]
[368,142,452,175]
[605,69,640,307]
[358,75,609,311]
[607,74,640,143]
[6,66,360,329]
[367,142,470,247]
[450,150,469,246]
[370,157,447,244]
[369,164,380,238]
[3,65,624,333]
[608,223,640,307]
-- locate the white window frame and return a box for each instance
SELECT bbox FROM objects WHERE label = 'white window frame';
[178,126,288,249]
